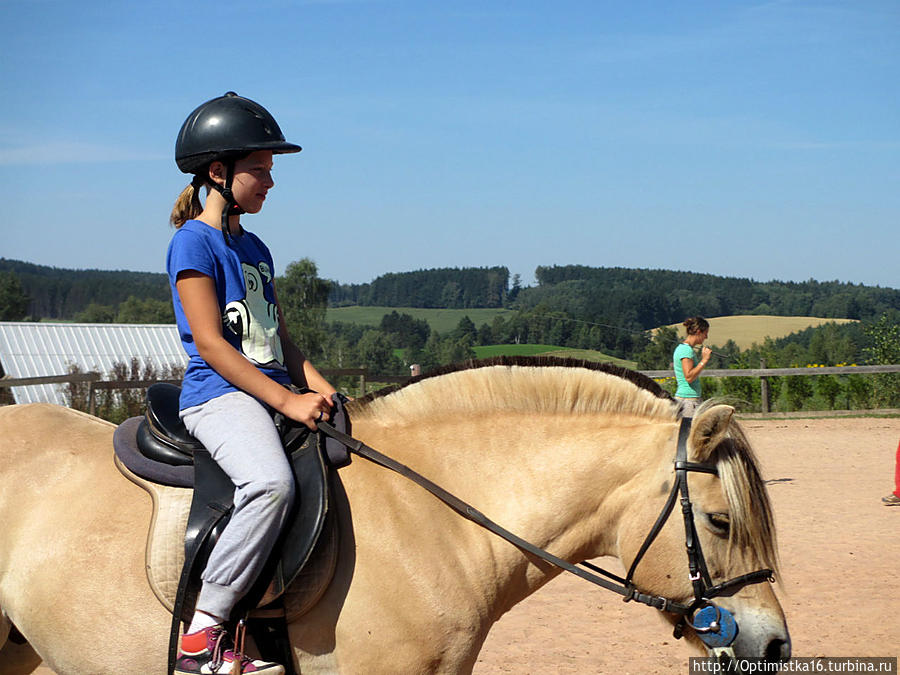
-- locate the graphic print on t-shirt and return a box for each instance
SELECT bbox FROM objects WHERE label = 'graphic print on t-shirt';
[223,261,285,368]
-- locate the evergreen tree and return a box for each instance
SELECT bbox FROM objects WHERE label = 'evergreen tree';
[452,316,477,342]
[442,334,477,365]
[379,311,430,350]
[508,273,522,303]
[477,322,494,345]
[635,326,679,369]
[0,271,30,320]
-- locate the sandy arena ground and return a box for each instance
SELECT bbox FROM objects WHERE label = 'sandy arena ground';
[24,417,900,674]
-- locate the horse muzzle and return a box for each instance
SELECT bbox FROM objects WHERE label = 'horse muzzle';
[694,601,791,667]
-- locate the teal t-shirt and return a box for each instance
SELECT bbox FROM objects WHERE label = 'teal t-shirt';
[673,342,701,398]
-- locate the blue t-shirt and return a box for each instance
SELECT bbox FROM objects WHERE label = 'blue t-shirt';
[167,220,290,409]
[673,342,701,398]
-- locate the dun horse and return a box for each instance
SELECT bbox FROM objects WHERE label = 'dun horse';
[0,358,789,673]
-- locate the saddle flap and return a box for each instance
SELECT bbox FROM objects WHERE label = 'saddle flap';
[114,384,342,628]
[240,434,331,613]
[137,419,194,467]
[282,436,330,581]
[146,382,203,454]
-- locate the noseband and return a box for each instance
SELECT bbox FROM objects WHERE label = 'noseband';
[318,416,774,646]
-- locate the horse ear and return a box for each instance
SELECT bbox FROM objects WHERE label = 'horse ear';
[688,405,735,461]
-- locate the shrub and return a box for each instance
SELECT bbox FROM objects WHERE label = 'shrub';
[64,359,184,424]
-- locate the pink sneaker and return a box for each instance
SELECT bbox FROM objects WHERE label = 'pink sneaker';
[175,624,285,674]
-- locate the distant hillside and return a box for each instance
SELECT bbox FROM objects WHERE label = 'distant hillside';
[659,315,859,351]
[327,306,515,334]
[3,260,512,319]
[517,265,899,328]
[4,259,897,327]
[329,266,509,308]
[1,258,169,319]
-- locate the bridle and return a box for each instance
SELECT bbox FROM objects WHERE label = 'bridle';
[621,417,774,645]
[318,416,774,648]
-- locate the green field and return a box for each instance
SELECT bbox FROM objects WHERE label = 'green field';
[327,306,515,334]
[329,307,849,366]
[473,344,635,368]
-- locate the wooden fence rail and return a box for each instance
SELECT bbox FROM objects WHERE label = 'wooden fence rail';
[638,363,900,413]
[0,372,102,387]
[3,364,899,415]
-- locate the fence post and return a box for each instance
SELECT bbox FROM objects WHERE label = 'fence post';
[359,368,367,397]
[759,358,770,414]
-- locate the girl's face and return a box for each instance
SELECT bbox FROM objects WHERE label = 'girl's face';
[228,150,275,214]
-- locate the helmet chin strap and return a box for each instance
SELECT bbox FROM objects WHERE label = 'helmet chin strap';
[208,159,244,246]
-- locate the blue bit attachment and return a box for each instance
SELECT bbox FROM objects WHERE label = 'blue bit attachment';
[692,604,738,648]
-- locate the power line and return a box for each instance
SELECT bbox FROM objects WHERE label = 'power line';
[519,313,734,361]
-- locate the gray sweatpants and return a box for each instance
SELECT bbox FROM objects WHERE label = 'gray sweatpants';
[675,396,702,419]
[181,391,295,620]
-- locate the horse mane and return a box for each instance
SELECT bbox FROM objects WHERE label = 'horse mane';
[696,400,780,578]
[348,356,676,425]
[349,361,779,577]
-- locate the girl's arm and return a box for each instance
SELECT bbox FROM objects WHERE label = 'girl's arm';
[278,320,338,397]
[682,346,712,382]
[177,270,331,428]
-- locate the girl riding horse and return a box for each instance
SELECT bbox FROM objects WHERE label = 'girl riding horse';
[169,92,338,674]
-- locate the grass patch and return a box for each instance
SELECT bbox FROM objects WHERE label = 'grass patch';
[474,344,564,358]
[473,344,635,369]
[538,348,636,369]
[327,306,515,334]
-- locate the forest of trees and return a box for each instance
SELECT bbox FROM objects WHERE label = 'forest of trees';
[329,266,510,308]
[5,258,897,327]
[2,257,898,411]
[525,265,897,324]
[0,259,170,320]
[0,259,900,404]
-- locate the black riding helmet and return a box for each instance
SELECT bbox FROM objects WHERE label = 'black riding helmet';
[175,92,301,242]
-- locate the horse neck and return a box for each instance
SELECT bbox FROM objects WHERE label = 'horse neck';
[488,415,675,604]
[351,412,676,619]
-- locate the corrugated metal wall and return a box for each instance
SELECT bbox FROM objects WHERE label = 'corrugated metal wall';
[0,322,187,405]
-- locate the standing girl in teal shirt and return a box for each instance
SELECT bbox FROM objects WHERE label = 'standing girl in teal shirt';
[673,316,711,418]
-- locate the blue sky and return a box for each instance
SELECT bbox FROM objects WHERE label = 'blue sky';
[1,0,897,289]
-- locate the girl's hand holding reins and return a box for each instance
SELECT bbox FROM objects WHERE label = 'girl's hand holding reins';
[281,391,333,431]
[700,346,712,365]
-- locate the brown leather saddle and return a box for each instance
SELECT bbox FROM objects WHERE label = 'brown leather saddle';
[113,383,351,675]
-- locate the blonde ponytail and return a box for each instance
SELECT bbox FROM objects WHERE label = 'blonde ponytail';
[169,175,206,227]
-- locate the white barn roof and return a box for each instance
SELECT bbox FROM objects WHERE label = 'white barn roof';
[0,322,186,405]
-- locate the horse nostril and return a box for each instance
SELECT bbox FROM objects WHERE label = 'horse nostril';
[765,638,791,661]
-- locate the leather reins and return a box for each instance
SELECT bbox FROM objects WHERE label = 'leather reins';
[317,417,773,635]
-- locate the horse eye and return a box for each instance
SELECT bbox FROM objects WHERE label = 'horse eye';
[707,513,730,535]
